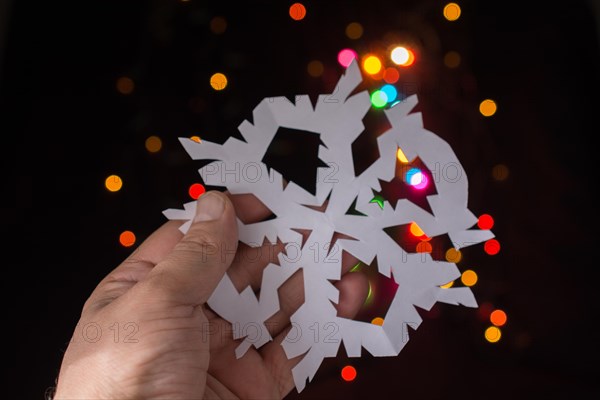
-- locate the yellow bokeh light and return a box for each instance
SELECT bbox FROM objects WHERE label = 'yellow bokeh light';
[440,281,454,289]
[371,317,384,326]
[484,326,502,343]
[210,73,228,90]
[145,135,162,153]
[479,99,497,117]
[307,60,324,77]
[345,22,363,39]
[397,147,409,163]
[409,222,425,237]
[461,270,478,286]
[190,136,202,143]
[445,248,462,263]
[210,16,227,34]
[105,175,123,192]
[492,163,509,181]
[363,55,382,75]
[444,51,461,68]
[443,3,461,21]
[116,76,134,95]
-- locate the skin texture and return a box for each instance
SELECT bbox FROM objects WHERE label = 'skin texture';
[55,191,368,399]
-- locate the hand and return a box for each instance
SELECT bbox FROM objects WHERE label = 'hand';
[55,191,368,399]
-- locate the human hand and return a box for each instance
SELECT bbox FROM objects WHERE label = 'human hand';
[55,191,368,399]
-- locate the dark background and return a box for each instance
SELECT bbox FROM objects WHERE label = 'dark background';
[2,0,599,398]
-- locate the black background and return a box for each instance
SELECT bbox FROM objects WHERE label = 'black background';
[2,0,599,398]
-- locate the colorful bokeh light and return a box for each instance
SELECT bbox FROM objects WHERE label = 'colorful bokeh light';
[490,309,507,327]
[209,16,227,34]
[391,46,415,67]
[440,281,454,289]
[409,222,425,237]
[341,365,357,382]
[380,84,397,102]
[210,73,228,90]
[443,3,461,21]
[370,90,388,108]
[479,99,497,116]
[189,183,206,200]
[190,136,202,143]
[383,67,400,84]
[492,164,509,181]
[444,51,461,68]
[396,147,409,163]
[461,270,478,286]
[289,3,306,21]
[105,175,123,192]
[145,135,162,153]
[478,214,494,230]
[345,22,363,39]
[405,168,428,188]
[338,49,358,68]
[363,55,382,75]
[116,76,134,95]
[484,239,500,255]
[484,326,502,343]
[119,230,136,247]
[371,317,384,326]
[307,60,324,77]
[445,248,462,263]
[416,241,432,253]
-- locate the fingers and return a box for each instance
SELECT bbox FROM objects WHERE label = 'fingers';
[227,193,274,223]
[260,271,370,397]
[137,191,239,305]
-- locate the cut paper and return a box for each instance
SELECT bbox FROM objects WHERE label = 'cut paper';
[163,60,494,392]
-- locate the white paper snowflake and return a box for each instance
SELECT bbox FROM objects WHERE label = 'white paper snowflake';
[163,60,494,392]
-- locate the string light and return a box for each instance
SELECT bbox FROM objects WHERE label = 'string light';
[105,175,123,192]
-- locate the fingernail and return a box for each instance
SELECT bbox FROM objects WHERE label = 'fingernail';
[194,192,225,222]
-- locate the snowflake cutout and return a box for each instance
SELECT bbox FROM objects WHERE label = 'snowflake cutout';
[163,60,494,392]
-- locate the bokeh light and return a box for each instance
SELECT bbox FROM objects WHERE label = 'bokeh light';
[444,51,461,68]
[370,90,388,108]
[363,55,382,74]
[383,67,400,84]
[105,175,123,192]
[391,46,415,67]
[484,326,502,343]
[416,241,432,253]
[492,163,509,181]
[396,147,409,163]
[119,230,136,247]
[210,73,228,90]
[190,136,202,143]
[345,22,363,39]
[337,49,358,68]
[479,99,497,116]
[145,135,162,153]
[443,3,461,21]
[116,76,134,95]
[440,281,454,289]
[380,84,397,103]
[409,222,425,237]
[189,183,206,200]
[289,3,306,21]
[341,365,357,382]
[307,60,324,77]
[371,317,384,326]
[461,270,478,286]
[405,167,428,188]
[445,248,462,263]
[484,239,500,255]
[477,214,494,230]
[209,16,227,34]
[490,309,507,327]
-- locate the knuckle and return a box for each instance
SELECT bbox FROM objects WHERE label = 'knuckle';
[175,231,220,256]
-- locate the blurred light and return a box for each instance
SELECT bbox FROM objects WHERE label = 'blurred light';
[484,239,500,255]
[119,230,136,247]
[461,270,478,286]
[363,55,382,75]
[145,136,162,153]
[338,49,358,68]
[364,283,373,304]
[190,136,202,143]
[371,317,384,326]
[116,76,134,95]
[345,22,363,39]
[477,214,494,230]
[492,164,509,181]
[210,73,228,90]
[445,248,462,263]
[484,326,502,343]
[444,51,461,68]
[209,16,227,34]
[416,241,432,253]
[490,309,507,327]
[380,84,397,103]
[406,168,428,189]
[105,175,123,192]
[289,3,306,21]
[391,47,415,67]
[383,67,400,84]
[409,222,425,237]
[443,3,461,21]
[396,147,409,163]
[350,262,362,272]
[189,183,206,200]
[440,281,454,289]
[479,99,497,117]
[370,195,385,209]
[341,365,357,382]
[307,60,324,77]
[370,90,388,108]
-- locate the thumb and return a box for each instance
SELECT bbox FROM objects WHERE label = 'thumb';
[142,191,238,305]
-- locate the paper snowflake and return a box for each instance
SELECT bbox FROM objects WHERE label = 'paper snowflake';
[163,61,494,391]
